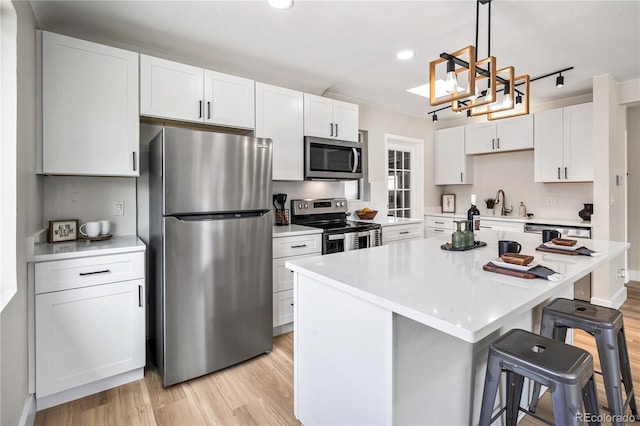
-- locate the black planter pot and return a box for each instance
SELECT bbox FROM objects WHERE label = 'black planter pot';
[578,203,593,221]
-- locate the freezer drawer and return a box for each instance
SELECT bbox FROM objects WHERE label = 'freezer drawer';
[161,213,272,386]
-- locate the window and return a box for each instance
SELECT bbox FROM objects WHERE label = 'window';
[344,130,370,201]
[385,135,424,219]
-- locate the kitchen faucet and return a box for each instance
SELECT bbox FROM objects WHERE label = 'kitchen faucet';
[494,189,513,216]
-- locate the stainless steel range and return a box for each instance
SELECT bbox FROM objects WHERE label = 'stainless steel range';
[291,198,382,254]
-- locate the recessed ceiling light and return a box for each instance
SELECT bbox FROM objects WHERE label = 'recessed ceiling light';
[267,0,293,9]
[396,50,415,60]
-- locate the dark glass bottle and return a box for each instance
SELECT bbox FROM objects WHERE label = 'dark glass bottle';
[467,194,481,244]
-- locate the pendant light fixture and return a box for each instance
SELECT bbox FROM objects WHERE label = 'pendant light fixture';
[428,0,529,120]
[556,73,565,87]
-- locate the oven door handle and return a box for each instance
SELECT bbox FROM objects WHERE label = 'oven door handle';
[327,234,345,241]
[351,148,359,173]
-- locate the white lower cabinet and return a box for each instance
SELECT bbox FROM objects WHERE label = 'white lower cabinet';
[382,223,424,245]
[272,233,322,330]
[33,250,145,409]
[425,215,455,238]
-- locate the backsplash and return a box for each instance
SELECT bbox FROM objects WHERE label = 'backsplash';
[43,176,137,236]
[442,150,593,220]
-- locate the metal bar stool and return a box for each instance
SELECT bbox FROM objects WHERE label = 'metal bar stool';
[529,298,639,425]
[479,328,600,426]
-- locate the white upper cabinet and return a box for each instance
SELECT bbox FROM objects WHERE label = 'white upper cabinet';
[140,55,203,123]
[255,83,304,181]
[203,70,255,128]
[465,115,533,155]
[40,31,139,176]
[303,94,359,142]
[534,102,593,182]
[140,55,255,129]
[435,126,473,185]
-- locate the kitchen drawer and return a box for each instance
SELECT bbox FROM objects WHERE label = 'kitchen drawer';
[426,228,450,239]
[273,289,294,327]
[273,234,321,258]
[273,253,319,293]
[382,223,424,244]
[426,216,454,229]
[478,219,524,233]
[35,252,145,294]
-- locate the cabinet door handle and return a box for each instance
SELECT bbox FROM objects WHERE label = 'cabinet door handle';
[132,152,137,171]
[138,285,143,307]
[291,244,307,248]
[399,231,410,235]
[496,138,500,149]
[79,269,111,276]
[434,229,445,233]
[565,167,568,179]
[460,172,463,182]
[557,167,561,179]
[330,123,334,137]
[207,102,211,119]
[335,123,339,137]
[199,101,202,118]
[492,138,495,150]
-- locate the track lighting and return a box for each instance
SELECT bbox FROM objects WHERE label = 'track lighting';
[556,73,564,87]
[432,113,438,122]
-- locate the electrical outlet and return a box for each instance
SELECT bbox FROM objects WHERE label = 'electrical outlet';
[546,197,558,206]
[113,201,124,216]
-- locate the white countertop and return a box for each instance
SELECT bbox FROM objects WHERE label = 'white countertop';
[30,235,146,262]
[286,230,627,343]
[360,216,424,227]
[425,212,592,228]
[273,224,322,237]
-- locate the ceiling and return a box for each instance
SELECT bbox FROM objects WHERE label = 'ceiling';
[29,0,640,121]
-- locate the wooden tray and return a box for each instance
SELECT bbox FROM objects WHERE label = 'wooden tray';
[535,245,580,256]
[483,264,536,279]
[78,233,113,242]
[441,241,487,251]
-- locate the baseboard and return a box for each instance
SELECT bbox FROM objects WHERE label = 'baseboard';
[36,368,143,411]
[591,286,628,309]
[18,394,36,426]
[273,322,293,336]
[629,270,640,282]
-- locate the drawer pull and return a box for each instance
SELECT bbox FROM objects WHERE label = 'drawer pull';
[479,226,492,229]
[138,285,143,307]
[434,221,444,224]
[399,231,410,235]
[79,269,111,276]
[291,244,307,248]
[434,229,444,233]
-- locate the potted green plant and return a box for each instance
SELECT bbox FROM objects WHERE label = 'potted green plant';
[484,198,496,215]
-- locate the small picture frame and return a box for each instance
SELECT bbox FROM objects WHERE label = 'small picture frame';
[48,219,79,243]
[442,194,456,213]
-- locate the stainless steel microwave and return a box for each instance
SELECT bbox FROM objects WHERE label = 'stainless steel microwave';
[304,136,363,180]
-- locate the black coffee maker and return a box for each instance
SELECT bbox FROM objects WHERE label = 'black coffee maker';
[273,194,289,226]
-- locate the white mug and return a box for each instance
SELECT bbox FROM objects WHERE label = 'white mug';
[79,221,100,238]
[99,220,110,235]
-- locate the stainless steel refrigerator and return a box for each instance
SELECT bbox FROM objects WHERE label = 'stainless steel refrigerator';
[149,126,273,387]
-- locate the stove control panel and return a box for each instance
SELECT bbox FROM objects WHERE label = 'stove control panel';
[291,198,348,216]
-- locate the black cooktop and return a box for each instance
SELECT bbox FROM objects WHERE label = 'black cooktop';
[300,219,380,232]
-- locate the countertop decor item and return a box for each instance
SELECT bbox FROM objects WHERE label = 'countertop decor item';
[78,233,114,242]
[441,241,487,251]
[518,201,527,218]
[484,198,495,215]
[356,209,378,220]
[578,203,593,221]
[48,219,79,243]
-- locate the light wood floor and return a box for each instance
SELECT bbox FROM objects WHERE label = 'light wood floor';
[36,284,640,426]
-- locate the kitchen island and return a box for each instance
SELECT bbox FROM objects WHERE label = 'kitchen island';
[286,230,628,425]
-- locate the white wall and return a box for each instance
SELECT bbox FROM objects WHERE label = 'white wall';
[627,106,640,274]
[1,1,42,424]
[43,176,137,236]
